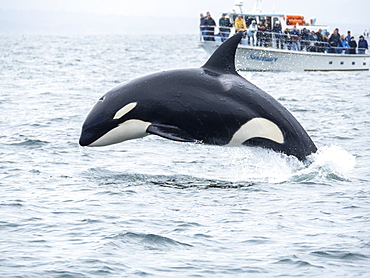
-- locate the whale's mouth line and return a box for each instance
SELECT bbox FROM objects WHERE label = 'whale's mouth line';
[79,123,117,147]
[79,131,105,147]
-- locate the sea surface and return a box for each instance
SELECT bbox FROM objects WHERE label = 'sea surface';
[1,34,369,277]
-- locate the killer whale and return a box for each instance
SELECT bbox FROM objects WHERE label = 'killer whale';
[79,32,317,160]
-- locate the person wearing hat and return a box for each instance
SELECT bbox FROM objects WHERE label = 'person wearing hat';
[272,21,283,49]
[219,13,232,42]
[247,20,258,46]
[348,36,357,54]
[358,35,368,54]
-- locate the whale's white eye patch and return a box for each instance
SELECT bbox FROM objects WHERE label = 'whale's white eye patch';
[228,118,284,145]
[113,102,137,119]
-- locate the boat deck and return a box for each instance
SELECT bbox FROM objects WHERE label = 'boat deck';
[200,30,370,71]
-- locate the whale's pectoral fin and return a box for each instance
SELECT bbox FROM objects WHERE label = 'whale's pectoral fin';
[147,123,196,142]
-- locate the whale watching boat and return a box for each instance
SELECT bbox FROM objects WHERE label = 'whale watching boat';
[200,0,370,71]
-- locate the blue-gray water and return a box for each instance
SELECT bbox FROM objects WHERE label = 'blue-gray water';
[1,34,369,277]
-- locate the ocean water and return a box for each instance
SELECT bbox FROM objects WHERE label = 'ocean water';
[1,34,370,277]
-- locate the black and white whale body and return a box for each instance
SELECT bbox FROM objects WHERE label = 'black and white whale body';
[79,32,317,160]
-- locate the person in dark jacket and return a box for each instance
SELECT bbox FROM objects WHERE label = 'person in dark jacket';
[200,13,207,40]
[348,36,357,54]
[300,28,309,51]
[219,14,232,42]
[290,26,301,51]
[358,35,368,54]
[256,21,266,47]
[315,29,325,52]
[328,28,341,53]
[263,18,272,47]
[204,14,216,41]
[272,21,283,49]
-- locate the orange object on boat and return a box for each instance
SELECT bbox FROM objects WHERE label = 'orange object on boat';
[286,15,304,20]
[287,19,304,25]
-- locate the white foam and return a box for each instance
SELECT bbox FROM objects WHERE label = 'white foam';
[295,145,356,181]
[189,144,356,184]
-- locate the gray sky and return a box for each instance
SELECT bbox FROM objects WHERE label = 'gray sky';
[1,0,369,34]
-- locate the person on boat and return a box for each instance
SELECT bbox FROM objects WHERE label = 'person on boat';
[264,18,272,47]
[290,26,301,51]
[256,21,266,47]
[203,14,216,41]
[345,31,351,43]
[300,28,310,51]
[348,36,357,54]
[328,28,341,53]
[358,35,368,54]
[199,13,207,41]
[234,14,247,32]
[308,31,318,52]
[219,13,232,42]
[247,20,258,46]
[339,35,350,54]
[320,32,330,53]
[284,28,292,50]
[315,29,325,53]
[272,21,283,49]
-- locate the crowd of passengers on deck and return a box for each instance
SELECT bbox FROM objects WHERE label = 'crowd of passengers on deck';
[200,12,369,54]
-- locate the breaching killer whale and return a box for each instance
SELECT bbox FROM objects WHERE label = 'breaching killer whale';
[79,32,317,160]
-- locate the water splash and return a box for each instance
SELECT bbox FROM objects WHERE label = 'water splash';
[190,144,356,185]
[221,147,302,184]
[292,145,356,182]
[80,140,356,187]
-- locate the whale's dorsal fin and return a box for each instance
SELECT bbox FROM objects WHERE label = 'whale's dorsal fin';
[201,32,243,75]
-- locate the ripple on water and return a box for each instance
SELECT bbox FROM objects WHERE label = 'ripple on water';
[311,250,369,261]
[103,232,193,251]
[7,138,50,147]
[274,257,324,269]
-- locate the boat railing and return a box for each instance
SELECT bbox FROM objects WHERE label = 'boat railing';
[200,26,365,54]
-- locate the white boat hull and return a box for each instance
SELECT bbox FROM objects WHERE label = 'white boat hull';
[200,41,370,71]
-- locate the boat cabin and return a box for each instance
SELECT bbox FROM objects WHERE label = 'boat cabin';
[227,12,326,32]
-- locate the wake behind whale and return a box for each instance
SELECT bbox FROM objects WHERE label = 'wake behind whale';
[79,32,317,161]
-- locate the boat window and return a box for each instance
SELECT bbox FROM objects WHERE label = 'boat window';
[245,16,257,27]
[364,62,367,66]
[329,61,333,65]
[266,16,272,24]
[258,16,266,23]
[352,62,356,65]
[340,61,344,65]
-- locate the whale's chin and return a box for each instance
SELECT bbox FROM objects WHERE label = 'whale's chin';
[79,119,151,147]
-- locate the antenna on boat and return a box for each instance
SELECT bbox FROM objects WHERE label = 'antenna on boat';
[234,0,244,13]
[252,0,262,13]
